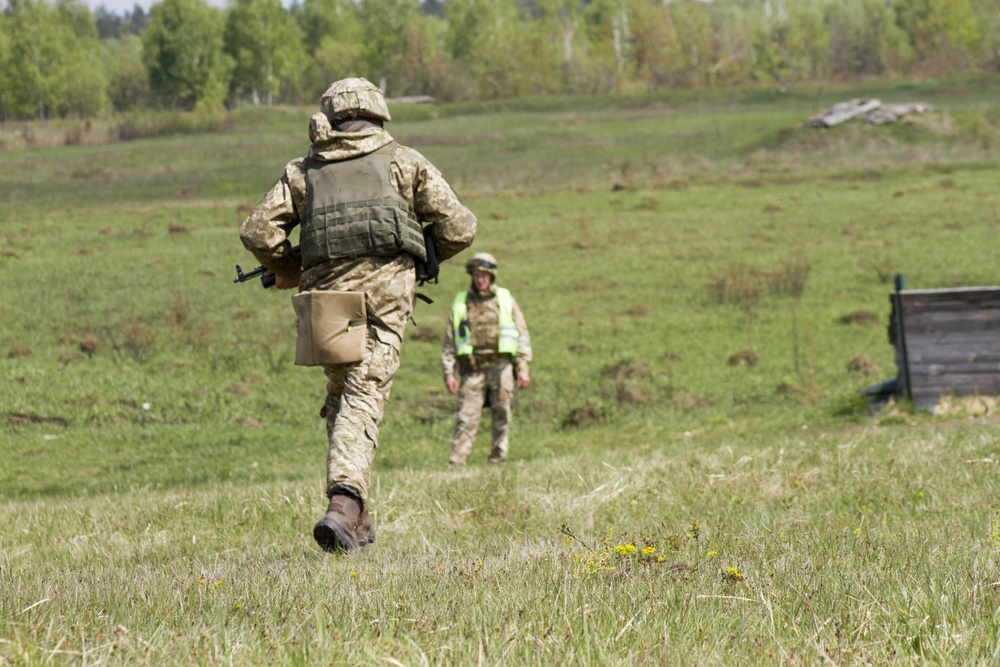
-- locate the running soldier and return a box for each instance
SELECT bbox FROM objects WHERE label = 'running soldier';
[239,78,476,553]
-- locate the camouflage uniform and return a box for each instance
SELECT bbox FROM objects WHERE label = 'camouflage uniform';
[240,79,476,548]
[441,277,531,466]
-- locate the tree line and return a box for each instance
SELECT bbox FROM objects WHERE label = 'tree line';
[1,0,998,120]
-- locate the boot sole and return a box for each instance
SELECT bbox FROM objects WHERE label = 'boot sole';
[313,518,359,554]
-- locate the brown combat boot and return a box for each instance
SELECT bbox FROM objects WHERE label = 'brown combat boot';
[313,494,363,553]
[355,506,376,547]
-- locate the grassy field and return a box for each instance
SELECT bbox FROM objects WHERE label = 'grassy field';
[2,76,1000,665]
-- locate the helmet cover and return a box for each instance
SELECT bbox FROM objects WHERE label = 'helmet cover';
[320,77,391,122]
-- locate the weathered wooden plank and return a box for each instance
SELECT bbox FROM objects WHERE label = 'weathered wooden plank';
[863,103,934,125]
[806,99,882,128]
[904,333,1000,350]
[916,363,1000,375]
[898,286,1000,298]
[907,351,1000,364]
[903,305,1000,318]
[901,320,1000,335]
[902,293,1000,304]
[903,310,1000,323]
[908,373,1000,390]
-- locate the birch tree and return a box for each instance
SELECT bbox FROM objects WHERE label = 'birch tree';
[224,0,303,105]
[143,0,230,109]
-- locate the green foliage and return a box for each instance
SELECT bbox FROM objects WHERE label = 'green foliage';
[358,0,421,92]
[142,0,231,109]
[824,0,912,77]
[4,0,1000,117]
[3,0,71,119]
[295,0,365,101]
[103,34,152,112]
[2,83,1000,664]
[223,0,305,106]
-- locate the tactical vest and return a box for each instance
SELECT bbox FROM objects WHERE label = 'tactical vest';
[300,142,426,271]
[452,288,519,356]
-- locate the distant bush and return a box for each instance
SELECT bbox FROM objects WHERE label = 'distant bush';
[115,106,233,141]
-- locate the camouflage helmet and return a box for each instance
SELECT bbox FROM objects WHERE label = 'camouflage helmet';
[466,252,498,279]
[320,78,391,123]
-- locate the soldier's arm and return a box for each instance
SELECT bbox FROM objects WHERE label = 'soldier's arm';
[511,296,532,380]
[239,160,307,279]
[442,311,460,393]
[393,147,476,262]
[441,310,458,381]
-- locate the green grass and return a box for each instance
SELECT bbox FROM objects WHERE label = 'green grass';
[3,77,1000,665]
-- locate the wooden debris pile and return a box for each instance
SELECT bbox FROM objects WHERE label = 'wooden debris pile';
[806,98,933,128]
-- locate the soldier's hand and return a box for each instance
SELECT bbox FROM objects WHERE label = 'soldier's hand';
[269,270,301,290]
[445,376,458,394]
[517,373,530,389]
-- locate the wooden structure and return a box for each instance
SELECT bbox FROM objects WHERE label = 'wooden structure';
[806,98,881,128]
[806,99,933,128]
[888,277,1000,409]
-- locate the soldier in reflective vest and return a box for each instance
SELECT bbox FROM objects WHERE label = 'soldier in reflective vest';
[441,253,532,466]
[239,78,476,553]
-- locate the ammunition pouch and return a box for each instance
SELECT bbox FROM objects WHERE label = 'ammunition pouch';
[292,290,367,366]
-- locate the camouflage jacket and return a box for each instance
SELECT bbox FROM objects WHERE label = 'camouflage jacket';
[441,283,532,379]
[239,115,477,346]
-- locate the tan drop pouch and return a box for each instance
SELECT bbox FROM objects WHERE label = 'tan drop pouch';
[291,290,367,366]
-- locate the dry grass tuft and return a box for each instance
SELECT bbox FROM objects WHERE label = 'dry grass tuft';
[847,355,881,375]
[728,349,758,366]
[839,309,882,326]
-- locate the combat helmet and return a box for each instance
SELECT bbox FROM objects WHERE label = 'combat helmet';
[466,252,498,280]
[320,78,391,123]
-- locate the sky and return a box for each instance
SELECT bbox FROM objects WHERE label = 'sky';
[89,0,223,14]
[87,0,295,16]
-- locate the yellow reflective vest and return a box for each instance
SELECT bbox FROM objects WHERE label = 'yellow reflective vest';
[452,288,519,356]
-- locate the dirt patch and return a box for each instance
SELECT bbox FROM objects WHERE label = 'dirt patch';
[838,309,881,326]
[729,349,758,366]
[602,360,653,382]
[672,394,702,410]
[7,413,69,427]
[409,325,440,343]
[847,355,881,375]
[79,337,99,357]
[562,405,606,429]
[616,384,657,405]
[8,346,31,358]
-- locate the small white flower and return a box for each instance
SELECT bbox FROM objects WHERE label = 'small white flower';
[142,402,151,411]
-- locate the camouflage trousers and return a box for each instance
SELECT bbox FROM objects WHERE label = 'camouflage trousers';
[450,356,515,466]
[322,325,400,505]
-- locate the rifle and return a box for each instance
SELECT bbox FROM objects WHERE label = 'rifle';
[233,245,301,289]
[233,232,437,291]
[414,225,439,287]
